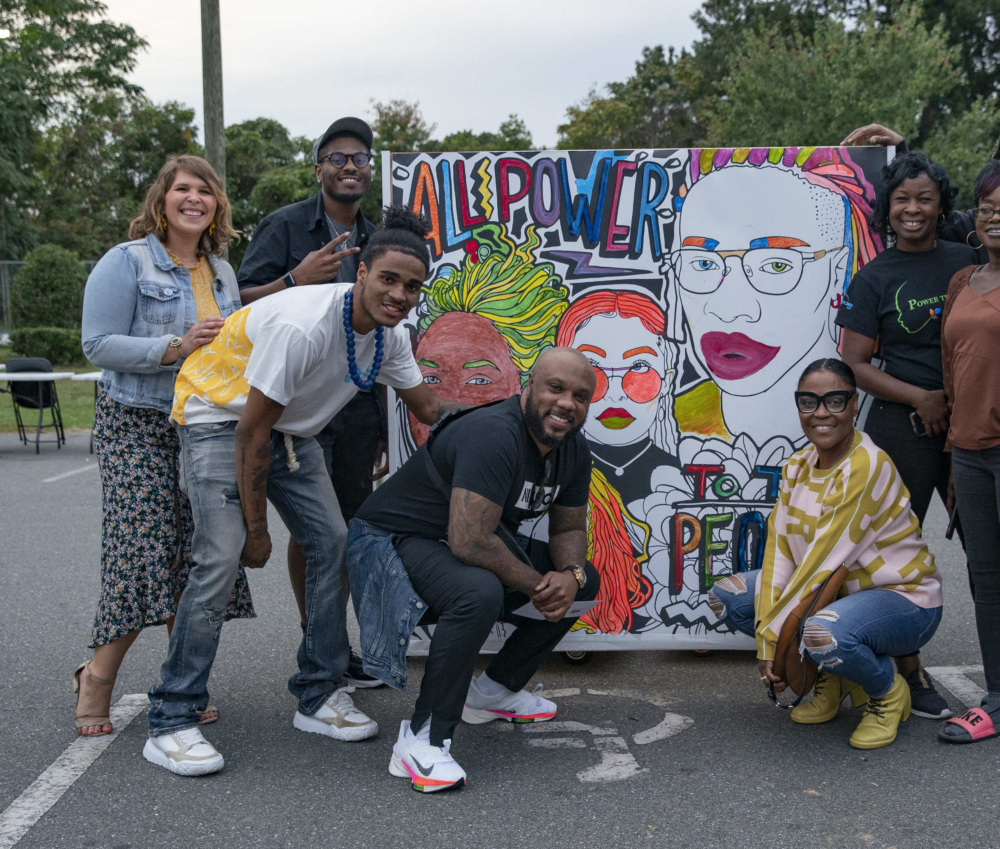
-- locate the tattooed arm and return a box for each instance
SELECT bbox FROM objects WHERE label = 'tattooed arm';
[395,382,469,425]
[546,504,589,570]
[234,387,286,569]
[448,488,579,621]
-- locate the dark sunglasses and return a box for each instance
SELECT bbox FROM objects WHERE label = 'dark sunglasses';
[320,152,373,168]
[794,390,854,414]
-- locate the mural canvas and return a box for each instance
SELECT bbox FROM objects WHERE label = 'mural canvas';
[384,145,891,651]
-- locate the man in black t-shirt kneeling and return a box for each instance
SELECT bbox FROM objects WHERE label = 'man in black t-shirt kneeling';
[347,348,601,793]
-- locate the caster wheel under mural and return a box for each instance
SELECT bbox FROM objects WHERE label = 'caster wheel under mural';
[563,651,592,666]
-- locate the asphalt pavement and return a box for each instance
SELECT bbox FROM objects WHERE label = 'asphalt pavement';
[1,432,995,849]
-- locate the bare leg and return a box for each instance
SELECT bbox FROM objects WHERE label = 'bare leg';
[76,631,140,736]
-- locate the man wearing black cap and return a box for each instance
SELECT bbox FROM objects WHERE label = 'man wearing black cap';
[237,116,384,687]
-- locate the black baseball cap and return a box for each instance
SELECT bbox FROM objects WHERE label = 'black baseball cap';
[312,117,374,163]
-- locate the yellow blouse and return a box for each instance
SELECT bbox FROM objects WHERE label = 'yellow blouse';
[165,248,221,319]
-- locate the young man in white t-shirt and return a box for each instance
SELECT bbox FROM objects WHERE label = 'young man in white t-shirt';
[144,209,459,776]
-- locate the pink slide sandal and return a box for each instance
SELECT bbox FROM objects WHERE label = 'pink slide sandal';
[938,707,1000,743]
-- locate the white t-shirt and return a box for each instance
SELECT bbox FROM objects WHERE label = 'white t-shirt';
[172,284,423,437]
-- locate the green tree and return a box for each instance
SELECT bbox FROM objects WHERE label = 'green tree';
[225,118,312,268]
[10,243,87,328]
[702,6,961,148]
[0,0,146,259]
[923,96,1000,209]
[32,95,199,258]
[557,46,700,149]
[434,115,534,152]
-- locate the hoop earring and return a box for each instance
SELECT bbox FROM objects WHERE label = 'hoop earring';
[160,214,168,232]
[967,230,984,250]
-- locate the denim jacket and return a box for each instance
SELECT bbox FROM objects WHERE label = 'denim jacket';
[346,518,428,690]
[81,235,242,413]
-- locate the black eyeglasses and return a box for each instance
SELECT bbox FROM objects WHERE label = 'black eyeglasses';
[975,205,1000,222]
[320,152,373,169]
[794,390,854,414]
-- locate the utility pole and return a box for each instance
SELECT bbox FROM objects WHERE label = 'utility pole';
[201,0,225,187]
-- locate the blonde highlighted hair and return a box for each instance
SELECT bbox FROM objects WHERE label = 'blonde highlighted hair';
[418,223,568,386]
[128,154,238,256]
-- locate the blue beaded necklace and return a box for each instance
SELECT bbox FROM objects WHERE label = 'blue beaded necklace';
[343,291,384,390]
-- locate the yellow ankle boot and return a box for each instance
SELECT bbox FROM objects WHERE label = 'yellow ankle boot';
[849,673,911,749]
[791,672,866,724]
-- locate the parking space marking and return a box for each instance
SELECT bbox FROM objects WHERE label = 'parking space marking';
[0,694,145,849]
[41,464,96,484]
[925,665,986,707]
[525,690,693,783]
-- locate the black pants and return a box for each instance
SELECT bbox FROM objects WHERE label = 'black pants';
[865,399,950,524]
[865,398,971,601]
[395,534,600,746]
[951,446,1000,693]
[314,389,383,520]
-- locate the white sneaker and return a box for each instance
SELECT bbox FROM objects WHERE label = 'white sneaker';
[142,727,224,776]
[293,686,377,741]
[462,679,557,725]
[388,720,466,793]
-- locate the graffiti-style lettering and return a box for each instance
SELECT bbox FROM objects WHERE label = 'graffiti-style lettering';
[498,158,532,222]
[605,160,637,253]
[670,512,701,593]
[412,161,442,257]
[734,511,767,573]
[634,162,669,257]
[454,160,486,229]
[701,513,733,591]
[685,464,725,499]
[559,156,610,244]
[439,161,470,250]
[532,158,561,228]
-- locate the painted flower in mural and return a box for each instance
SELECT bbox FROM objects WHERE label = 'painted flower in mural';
[631,432,796,634]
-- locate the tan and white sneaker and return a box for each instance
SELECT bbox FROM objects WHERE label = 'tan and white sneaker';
[142,727,224,776]
[293,686,378,741]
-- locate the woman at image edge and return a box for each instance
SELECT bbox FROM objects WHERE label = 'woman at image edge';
[709,358,942,750]
[75,155,253,736]
[939,160,1000,745]
[837,151,975,720]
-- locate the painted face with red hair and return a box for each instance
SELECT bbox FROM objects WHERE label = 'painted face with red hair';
[557,292,672,448]
[408,311,522,446]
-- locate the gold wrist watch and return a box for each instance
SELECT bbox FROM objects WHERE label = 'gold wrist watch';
[567,564,586,588]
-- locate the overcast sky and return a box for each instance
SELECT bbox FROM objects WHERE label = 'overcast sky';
[102,0,705,148]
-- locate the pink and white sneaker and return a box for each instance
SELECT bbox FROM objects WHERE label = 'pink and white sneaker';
[462,679,557,724]
[388,721,466,793]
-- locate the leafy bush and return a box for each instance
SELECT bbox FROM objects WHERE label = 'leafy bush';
[10,244,88,329]
[9,327,87,366]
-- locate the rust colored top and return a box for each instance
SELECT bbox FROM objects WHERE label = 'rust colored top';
[941,265,1000,450]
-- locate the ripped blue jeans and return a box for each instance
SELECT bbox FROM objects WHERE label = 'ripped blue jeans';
[709,569,942,698]
[148,421,350,735]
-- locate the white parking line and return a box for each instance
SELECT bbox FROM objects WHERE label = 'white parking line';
[925,665,986,707]
[0,694,145,849]
[41,464,96,484]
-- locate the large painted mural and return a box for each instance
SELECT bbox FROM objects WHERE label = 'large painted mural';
[384,145,890,650]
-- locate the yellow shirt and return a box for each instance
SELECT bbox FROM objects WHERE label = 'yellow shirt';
[165,248,221,319]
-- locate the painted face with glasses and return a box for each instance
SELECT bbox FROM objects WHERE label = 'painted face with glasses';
[672,166,851,398]
[572,313,674,447]
[314,135,373,203]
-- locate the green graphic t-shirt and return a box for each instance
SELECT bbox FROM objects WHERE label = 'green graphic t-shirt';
[836,241,977,390]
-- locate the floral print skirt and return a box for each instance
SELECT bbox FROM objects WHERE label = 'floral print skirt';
[90,392,255,647]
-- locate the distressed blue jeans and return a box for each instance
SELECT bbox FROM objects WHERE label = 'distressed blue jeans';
[148,422,350,735]
[709,569,941,698]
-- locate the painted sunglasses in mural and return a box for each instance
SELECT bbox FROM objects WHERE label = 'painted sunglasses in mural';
[589,362,676,404]
[793,390,854,414]
[672,241,846,296]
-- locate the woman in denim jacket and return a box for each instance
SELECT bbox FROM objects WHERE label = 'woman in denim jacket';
[74,155,254,736]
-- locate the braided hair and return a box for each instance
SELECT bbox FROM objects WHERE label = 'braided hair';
[359,206,432,275]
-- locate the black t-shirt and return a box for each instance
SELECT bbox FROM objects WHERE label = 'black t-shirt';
[356,395,592,539]
[836,241,978,391]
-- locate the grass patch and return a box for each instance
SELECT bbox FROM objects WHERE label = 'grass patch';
[0,346,99,432]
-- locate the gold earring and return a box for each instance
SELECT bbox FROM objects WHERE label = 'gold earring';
[209,222,216,237]
[160,214,168,232]
[967,230,983,250]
